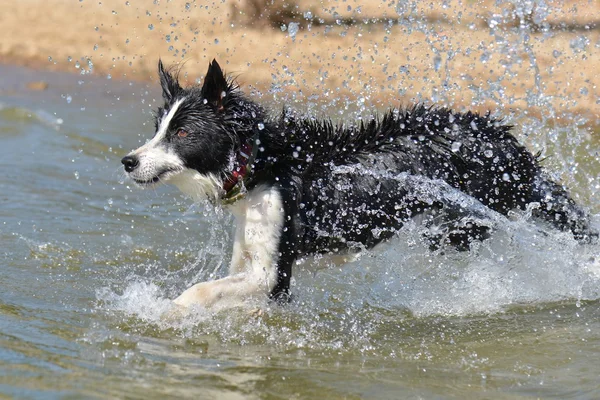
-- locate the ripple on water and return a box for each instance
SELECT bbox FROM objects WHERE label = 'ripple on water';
[0,104,63,131]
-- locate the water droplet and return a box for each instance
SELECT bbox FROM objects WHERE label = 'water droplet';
[433,55,442,72]
[570,36,589,53]
[484,149,494,158]
[451,142,462,152]
[288,22,299,39]
[66,95,72,104]
[257,123,265,130]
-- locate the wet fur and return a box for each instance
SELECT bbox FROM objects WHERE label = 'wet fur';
[122,60,596,309]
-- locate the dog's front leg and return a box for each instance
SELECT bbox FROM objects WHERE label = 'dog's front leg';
[173,185,286,310]
[227,218,249,275]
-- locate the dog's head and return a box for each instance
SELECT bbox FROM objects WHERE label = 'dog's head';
[122,59,262,201]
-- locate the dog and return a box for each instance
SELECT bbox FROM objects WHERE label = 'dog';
[121,59,596,310]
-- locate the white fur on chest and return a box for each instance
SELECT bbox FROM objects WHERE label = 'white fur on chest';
[170,169,221,203]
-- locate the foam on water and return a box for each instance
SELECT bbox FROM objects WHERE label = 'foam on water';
[361,217,600,316]
[98,281,177,323]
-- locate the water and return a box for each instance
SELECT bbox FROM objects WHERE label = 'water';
[1,63,600,399]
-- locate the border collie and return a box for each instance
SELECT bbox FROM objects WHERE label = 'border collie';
[121,59,596,310]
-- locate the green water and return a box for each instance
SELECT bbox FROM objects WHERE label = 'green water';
[1,64,600,399]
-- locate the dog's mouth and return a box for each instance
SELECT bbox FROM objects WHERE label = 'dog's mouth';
[133,176,161,186]
[131,169,179,187]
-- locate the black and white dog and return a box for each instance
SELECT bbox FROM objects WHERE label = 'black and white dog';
[121,59,596,310]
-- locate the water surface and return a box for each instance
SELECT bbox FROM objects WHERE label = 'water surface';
[1,64,600,399]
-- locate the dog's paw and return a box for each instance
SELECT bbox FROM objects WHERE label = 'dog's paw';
[172,282,213,308]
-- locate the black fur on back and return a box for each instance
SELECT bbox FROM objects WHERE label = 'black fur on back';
[248,102,595,255]
[255,105,536,214]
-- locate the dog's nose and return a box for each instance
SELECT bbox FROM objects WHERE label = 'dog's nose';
[121,155,139,172]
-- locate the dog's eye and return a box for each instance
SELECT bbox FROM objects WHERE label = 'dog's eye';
[177,129,189,138]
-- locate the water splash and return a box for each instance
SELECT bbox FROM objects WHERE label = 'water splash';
[287,22,299,41]
[97,198,600,339]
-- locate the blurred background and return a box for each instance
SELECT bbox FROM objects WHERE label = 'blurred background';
[1,0,599,123]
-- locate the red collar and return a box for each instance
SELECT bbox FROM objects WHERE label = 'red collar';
[221,139,257,204]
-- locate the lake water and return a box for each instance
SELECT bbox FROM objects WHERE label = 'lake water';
[1,64,600,399]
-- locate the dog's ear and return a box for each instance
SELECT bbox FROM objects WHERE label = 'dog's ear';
[158,59,182,102]
[201,59,228,111]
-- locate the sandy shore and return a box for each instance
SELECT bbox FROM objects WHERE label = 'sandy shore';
[1,0,599,125]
